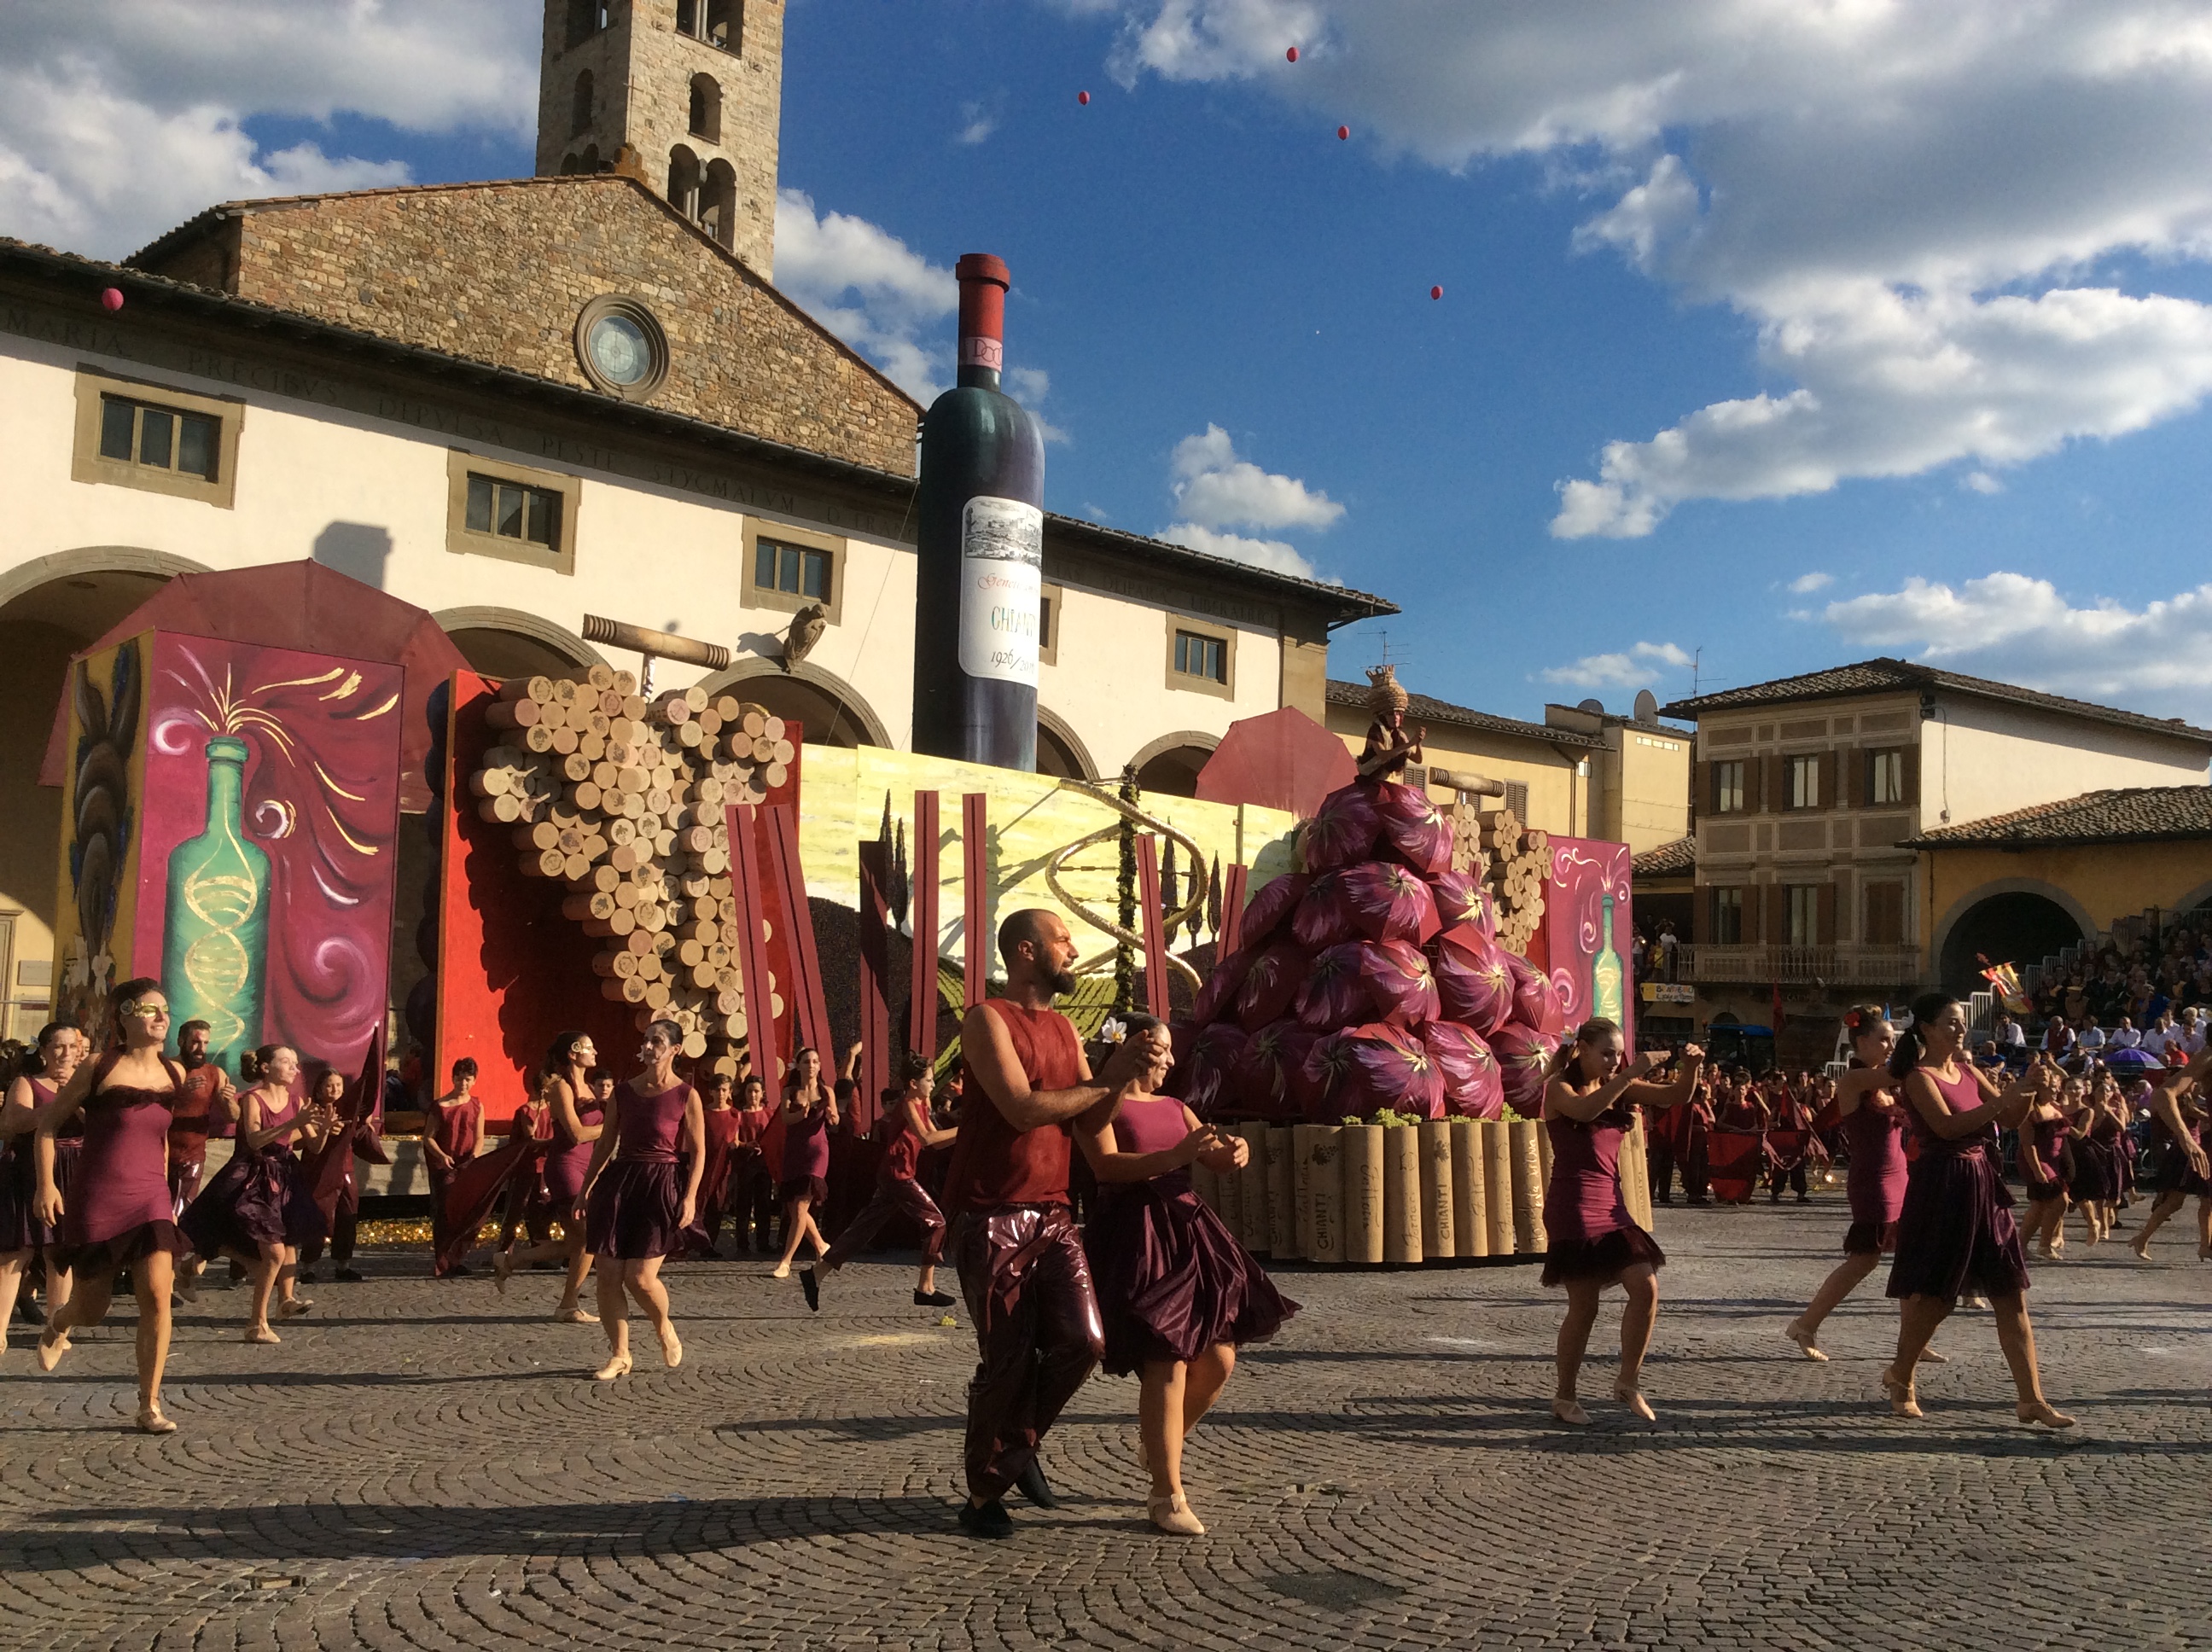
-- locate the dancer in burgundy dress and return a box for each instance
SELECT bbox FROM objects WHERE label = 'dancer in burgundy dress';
[181,1044,332,1343]
[1784,1007,1948,1363]
[1075,1015,1295,1536]
[579,1020,704,1380]
[684,1071,741,1258]
[164,1018,233,1300]
[2018,1080,2075,1262]
[731,1074,774,1253]
[1540,1019,1705,1424]
[31,981,185,1432]
[0,1021,87,1347]
[496,1033,603,1320]
[2129,1044,2212,1259]
[771,1046,836,1279]
[423,1060,483,1271]
[804,1056,960,1310]
[1882,992,2071,1427]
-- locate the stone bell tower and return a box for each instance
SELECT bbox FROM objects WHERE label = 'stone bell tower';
[535,0,783,279]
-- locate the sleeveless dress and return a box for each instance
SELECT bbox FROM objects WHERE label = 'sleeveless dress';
[542,1092,604,1208]
[778,1096,830,1207]
[2148,1105,2209,1198]
[181,1087,329,1256]
[0,1077,60,1250]
[2022,1110,2072,1202]
[2070,1109,2120,1202]
[1885,1064,2030,1301]
[1839,1069,1908,1255]
[55,1057,187,1273]
[1082,1094,1297,1376]
[585,1080,691,1259]
[1540,1098,1667,1286]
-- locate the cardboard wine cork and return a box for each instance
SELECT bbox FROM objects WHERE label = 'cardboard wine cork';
[1623,1115,1654,1231]
[1481,1119,1515,1255]
[1267,1126,1298,1259]
[1419,1120,1455,1261]
[1451,1118,1487,1258]
[1306,1126,1344,1264]
[1293,1125,1319,1259]
[1237,1121,1270,1254]
[1343,1125,1385,1265]
[1511,1118,1545,1254]
[1216,1144,1244,1240]
[1382,1125,1422,1265]
[1537,1120,1555,1191]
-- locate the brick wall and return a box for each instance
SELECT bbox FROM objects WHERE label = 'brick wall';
[140,177,915,477]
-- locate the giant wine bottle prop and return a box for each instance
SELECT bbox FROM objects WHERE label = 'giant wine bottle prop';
[161,733,270,1072]
[912,253,1045,770]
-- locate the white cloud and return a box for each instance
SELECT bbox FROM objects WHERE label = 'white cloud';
[1085,3,2212,538]
[1158,521,1321,580]
[1788,572,1833,594]
[956,102,998,145]
[1541,641,1693,689]
[1821,572,2212,717]
[773,189,958,402]
[0,2,534,259]
[1168,424,1344,530]
[1962,470,2005,495]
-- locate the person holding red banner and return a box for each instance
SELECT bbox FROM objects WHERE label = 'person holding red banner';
[1785,1008,1944,1364]
[1540,1021,1705,1425]
[1882,992,2070,1427]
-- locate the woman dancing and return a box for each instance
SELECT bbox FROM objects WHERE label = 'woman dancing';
[771,1045,836,1279]
[684,1070,741,1258]
[579,1020,703,1380]
[1882,992,2070,1427]
[30,982,184,1431]
[0,1021,85,1346]
[2017,1073,2075,1262]
[1074,1015,1295,1535]
[1784,1007,1948,1363]
[181,1044,331,1343]
[2067,1075,2122,1246]
[1541,1020,1704,1423]
[804,1058,960,1310]
[495,1033,602,1321]
[731,1073,774,1253]
[2129,1044,2212,1259]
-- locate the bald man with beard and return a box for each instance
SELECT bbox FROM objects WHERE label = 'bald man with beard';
[946,908,1167,1539]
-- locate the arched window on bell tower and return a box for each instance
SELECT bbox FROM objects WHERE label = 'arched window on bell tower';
[668,146,702,222]
[701,160,737,249]
[678,0,741,52]
[689,73,722,142]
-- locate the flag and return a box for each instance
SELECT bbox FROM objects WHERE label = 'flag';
[1979,959,2030,1015]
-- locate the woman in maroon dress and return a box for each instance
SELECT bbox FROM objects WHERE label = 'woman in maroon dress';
[2019,1077,2075,1262]
[181,1044,331,1343]
[731,1074,774,1253]
[30,980,185,1432]
[423,1060,483,1271]
[2128,1045,2212,1259]
[1540,1019,1704,1424]
[0,1021,87,1347]
[684,1071,742,1258]
[579,1020,705,1379]
[496,1033,602,1320]
[771,1046,836,1279]
[1883,992,2070,1426]
[1074,1015,1295,1536]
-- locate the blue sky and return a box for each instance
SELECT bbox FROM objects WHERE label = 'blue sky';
[5,0,2211,724]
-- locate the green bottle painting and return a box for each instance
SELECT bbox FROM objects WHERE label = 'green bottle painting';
[161,735,269,1071]
[1592,893,1625,1026]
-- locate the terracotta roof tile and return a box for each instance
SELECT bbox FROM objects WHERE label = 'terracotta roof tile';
[1633,835,1697,875]
[1900,788,2212,847]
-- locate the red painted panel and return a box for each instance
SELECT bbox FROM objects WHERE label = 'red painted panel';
[963,792,988,1009]
[1134,834,1171,1021]
[1220,863,1250,959]
[910,792,940,1061]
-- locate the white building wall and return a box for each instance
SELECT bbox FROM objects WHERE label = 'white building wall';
[1924,693,2209,830]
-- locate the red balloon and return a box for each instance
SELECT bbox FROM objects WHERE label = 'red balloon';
[1078,90,1091,105]
[1430,285,1443,300]
[99,287,124,312]
[1286,46,1300,62]
[1336,125,1350,140]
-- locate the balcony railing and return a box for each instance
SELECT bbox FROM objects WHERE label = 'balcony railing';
[1674,944,1923,987]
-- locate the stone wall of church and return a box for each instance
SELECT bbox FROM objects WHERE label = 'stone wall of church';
[140,177,915,477]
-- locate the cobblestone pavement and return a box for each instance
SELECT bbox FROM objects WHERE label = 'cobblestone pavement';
[3,1197,2208,1651]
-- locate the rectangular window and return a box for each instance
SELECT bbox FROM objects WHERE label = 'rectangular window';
[755,538,833,602]
[1712,759,1744,815]
[1711,886,1743,945]
[465,474,561,549]
[1173,630,1226,683]
[73,372,240,507]
[1869,747,1905,806]
[1504,780,1529,821]
[1036,585,1061,666]
[1865,881,1906,946]
[1787,753,1821,810]
[1785,883,1821,945]
[445,450,579,573]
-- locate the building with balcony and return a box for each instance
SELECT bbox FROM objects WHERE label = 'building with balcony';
[1661,658,2212,1061]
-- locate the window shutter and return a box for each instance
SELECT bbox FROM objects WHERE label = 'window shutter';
[1842,746,1862,809]
[1696,760,1712,817]
[1819,750,1838,812]
[1694,885,1712,945]
[1901,744,1921,808]
[1817,881,1837,946]
[1762,881,1783,945]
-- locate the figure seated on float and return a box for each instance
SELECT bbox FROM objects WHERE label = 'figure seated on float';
[1356,665,1426,787]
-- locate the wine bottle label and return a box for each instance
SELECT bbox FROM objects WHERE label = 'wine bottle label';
[958,495,1044,684]
[959,334,1004,371]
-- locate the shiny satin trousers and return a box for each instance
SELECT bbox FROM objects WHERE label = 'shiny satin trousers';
[952,1205,1104,1502]
[824,1170,947,1269]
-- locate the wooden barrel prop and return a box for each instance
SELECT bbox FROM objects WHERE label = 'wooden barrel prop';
[1481,1119,1516,1254]
[1451,1118,1487,1258]
[1343,1125,1385,1265]
[1419,1120,1455,1260]
[1267,1125,1299,1259]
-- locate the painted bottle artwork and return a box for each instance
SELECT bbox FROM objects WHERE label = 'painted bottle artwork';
[1592,892,1625,1027]
[160,734,270,1070]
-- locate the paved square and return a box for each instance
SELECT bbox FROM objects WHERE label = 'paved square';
[3,1200,2206,1651]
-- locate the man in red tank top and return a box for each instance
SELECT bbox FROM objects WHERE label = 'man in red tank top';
[946,909,1166,1539]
